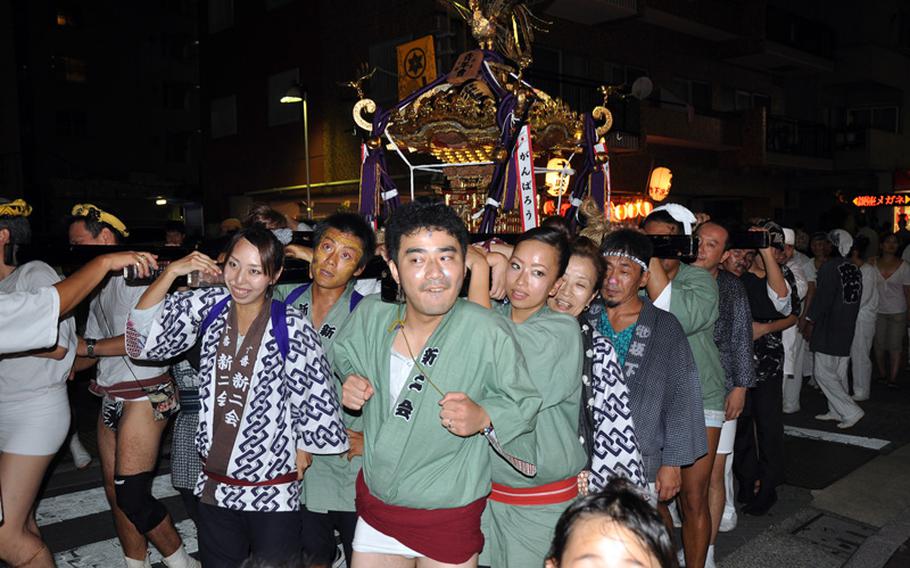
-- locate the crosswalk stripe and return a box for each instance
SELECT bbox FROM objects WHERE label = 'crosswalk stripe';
[37,474,178,526]
[784,425,891,451]
[53,519,197,568]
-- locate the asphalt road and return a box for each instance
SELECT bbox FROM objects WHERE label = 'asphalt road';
[9,373,910,567]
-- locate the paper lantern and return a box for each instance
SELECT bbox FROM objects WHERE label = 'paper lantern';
[648,167,672,202]
[545,157,572,197]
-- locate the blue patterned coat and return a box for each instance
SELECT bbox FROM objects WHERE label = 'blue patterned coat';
[126,288,348,512]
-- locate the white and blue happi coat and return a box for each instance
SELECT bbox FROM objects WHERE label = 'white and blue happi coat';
[588,329,647,491]
[126,288,348,512]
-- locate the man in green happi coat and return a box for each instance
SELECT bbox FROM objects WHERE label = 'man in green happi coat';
[330,201,541,568]
[275,212,375,568]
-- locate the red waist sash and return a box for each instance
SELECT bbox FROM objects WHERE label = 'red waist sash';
[203,470,297,487]
[355,471,486,564]
[490,476,578,506]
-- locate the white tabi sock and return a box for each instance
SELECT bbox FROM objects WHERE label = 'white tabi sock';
[124,555,151,568]
[163,545,200,568]
[705,544,717,568]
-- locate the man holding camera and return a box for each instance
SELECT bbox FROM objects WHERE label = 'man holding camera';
[642,205,723,568]
[723,221,799,517]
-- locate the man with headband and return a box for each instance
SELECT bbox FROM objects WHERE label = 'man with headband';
[584,229,706,511]
[274,212,375,567]
[329,200,541,567]
[641,204,723,568]
[68,204,197,568]
[805,230,864,429]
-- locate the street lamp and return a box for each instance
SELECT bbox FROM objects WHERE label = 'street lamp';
[280,83,311,220]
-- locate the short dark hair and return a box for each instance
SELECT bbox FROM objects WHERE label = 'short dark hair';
[243,204,288,230]
[223,226,285,280]
[0,214,31,246]
[696,220,733,251]
[642,209,683,234]
[0,204,31,266]
[384,199,468,264]
[514,226,571,277]
[547,477,676,568]
[600,229,653,268]
[570,236,605,287]
[313,213,376,269]
[66,214,123,243]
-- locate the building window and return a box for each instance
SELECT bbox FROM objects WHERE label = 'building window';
[847,106,900,133]
[208,0,234,34]
[56,110,87,137]
[210,95,237,138]
[661,77,710,113]
[55,56,87,83]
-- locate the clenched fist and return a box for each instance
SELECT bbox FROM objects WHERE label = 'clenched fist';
[342,374,374,411]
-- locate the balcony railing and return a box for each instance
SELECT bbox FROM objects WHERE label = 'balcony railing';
[766,115,831,158]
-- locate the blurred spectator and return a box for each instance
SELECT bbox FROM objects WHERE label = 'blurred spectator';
[164,221,187,247]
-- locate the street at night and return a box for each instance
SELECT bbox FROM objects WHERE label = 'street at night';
[2,1,910,567]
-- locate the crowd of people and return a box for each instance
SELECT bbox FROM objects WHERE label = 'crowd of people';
[0,195,903,568]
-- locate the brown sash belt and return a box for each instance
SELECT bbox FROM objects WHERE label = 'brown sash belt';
[89,373,172,400]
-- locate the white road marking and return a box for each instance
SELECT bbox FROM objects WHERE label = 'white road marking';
[53,519,197,568]
[36,474,178,526]
[784,425,891,451]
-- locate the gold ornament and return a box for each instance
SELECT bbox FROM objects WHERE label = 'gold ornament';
[366,137,382,150]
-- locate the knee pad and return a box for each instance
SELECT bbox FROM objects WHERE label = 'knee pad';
[114,471,168,533]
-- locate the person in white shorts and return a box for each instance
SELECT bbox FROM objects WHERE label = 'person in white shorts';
[68,204,197,568]
[692,221,757,567]
[0,200,77,567]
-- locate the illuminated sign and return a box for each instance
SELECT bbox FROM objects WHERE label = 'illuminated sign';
[852,194,910,207]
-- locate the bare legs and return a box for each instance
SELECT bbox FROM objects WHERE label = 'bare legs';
[708,452,729,548]
[678,427,722,568]
[0,452,56,567]
[98,400,182,562]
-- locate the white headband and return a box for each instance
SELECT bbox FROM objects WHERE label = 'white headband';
[651,203,697,235]
[602,250,649,271]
